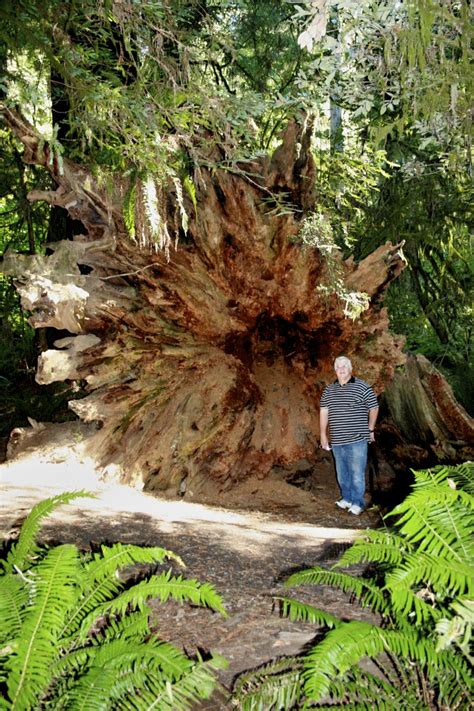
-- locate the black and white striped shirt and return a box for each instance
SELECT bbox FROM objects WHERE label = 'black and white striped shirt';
[320,377,378,445]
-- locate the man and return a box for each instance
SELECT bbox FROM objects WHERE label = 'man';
[320,356,379,515]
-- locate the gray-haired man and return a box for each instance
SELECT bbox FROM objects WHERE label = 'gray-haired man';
[320,356,379,515]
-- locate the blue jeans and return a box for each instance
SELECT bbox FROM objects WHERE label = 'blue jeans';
[332,440,368,509]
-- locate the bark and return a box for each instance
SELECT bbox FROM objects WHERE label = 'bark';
[2,103,447,505]
[379,353,474,469]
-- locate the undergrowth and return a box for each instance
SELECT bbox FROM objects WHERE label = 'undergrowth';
[0,491,227,710]
[232,462,474,710]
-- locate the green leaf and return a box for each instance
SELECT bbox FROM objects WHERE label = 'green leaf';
[2,491,94,575]
[6,544,80,710]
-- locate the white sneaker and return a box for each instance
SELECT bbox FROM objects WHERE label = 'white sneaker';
[348,504,363,515]
[336,499,352,510]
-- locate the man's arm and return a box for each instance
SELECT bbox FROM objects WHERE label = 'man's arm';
[368,406,379,442]
[320,407,331,450]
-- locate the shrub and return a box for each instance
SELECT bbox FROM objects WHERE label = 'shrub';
[0,491,227,710]
[232,463,474,710]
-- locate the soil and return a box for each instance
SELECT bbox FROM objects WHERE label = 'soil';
[0,421,393,710]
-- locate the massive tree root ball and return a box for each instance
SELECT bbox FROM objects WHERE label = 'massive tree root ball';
[1,105,420,504]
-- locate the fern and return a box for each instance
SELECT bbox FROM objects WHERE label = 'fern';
[232,463,474,710]
[0,492,227,709]
[183,173,197,213]
[436,597,474,661]
[75,569,227,642]
[446,461,474,495]
[121,652,227,710]
[1,490,93,574]
[231,657,305,711]
[336,528,409,567]
[0,576,29,644]
[284,567,386,613]
[390,465,474,563]
[276,597,341,628]
[55,643,225,710]
[61,542,183,640]
[6,544,81,710]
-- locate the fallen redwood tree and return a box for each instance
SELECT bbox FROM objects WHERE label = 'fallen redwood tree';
[378,353,474,470]
[2,104,471,505]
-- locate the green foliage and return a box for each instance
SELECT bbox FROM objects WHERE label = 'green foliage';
[0,277,36,376]
[0,0,307,172]
[231,463,474,709]
[296,212,370,320]
[379,164,473,412]
[0,492,227,710]
[0,124,85,435]
[296,0,472,147]
[232,657,306,711]
[350,114,473,411]
[294,1,473,398]
[0,125,55,434]
[312,147,392,250]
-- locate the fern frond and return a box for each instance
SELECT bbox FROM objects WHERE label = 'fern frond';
[58,637,194,686]
[86,542,183,579]
[2,491,93,574]
[304,663,424,709]
[302,621,412,702]
[303,619,472,704]
[55,622,160,677]
[58,664,120,710]
[390,467,474,563]
[302,620,378,701]
[261,465,474,710]
[94,650,226,710]
[62,543,182,639]
[60,575,125,643]
[337,528,408,568]
[380,628,473,699]
[436,597,474,659]
[232,656,304,711]
[383,583,442,625]
[285,567,385,613]
[0,576,29,645]
[120,652,226,711]
[5,544,80,711]
[384,551,473,616]
[78,570,226,635]
[1,493,225,709]
[446,461,474,495]
[436,673,474,711]
[277,596,341,628]
[93,609,150,644]
[183,174,197,212]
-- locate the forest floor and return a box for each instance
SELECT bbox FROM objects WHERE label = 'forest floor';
[0,423,389,709]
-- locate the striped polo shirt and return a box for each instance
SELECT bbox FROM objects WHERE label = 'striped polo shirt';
[320,376,378,445]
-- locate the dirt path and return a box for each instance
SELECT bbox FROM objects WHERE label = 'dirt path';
[0,446,381,708]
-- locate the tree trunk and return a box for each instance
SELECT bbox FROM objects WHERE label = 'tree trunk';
[379,353,474,469]
[1,104,447,505]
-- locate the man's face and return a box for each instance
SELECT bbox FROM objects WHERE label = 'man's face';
[335,361,352,384]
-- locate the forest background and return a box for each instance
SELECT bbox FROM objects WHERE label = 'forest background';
[0,0,472,444]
